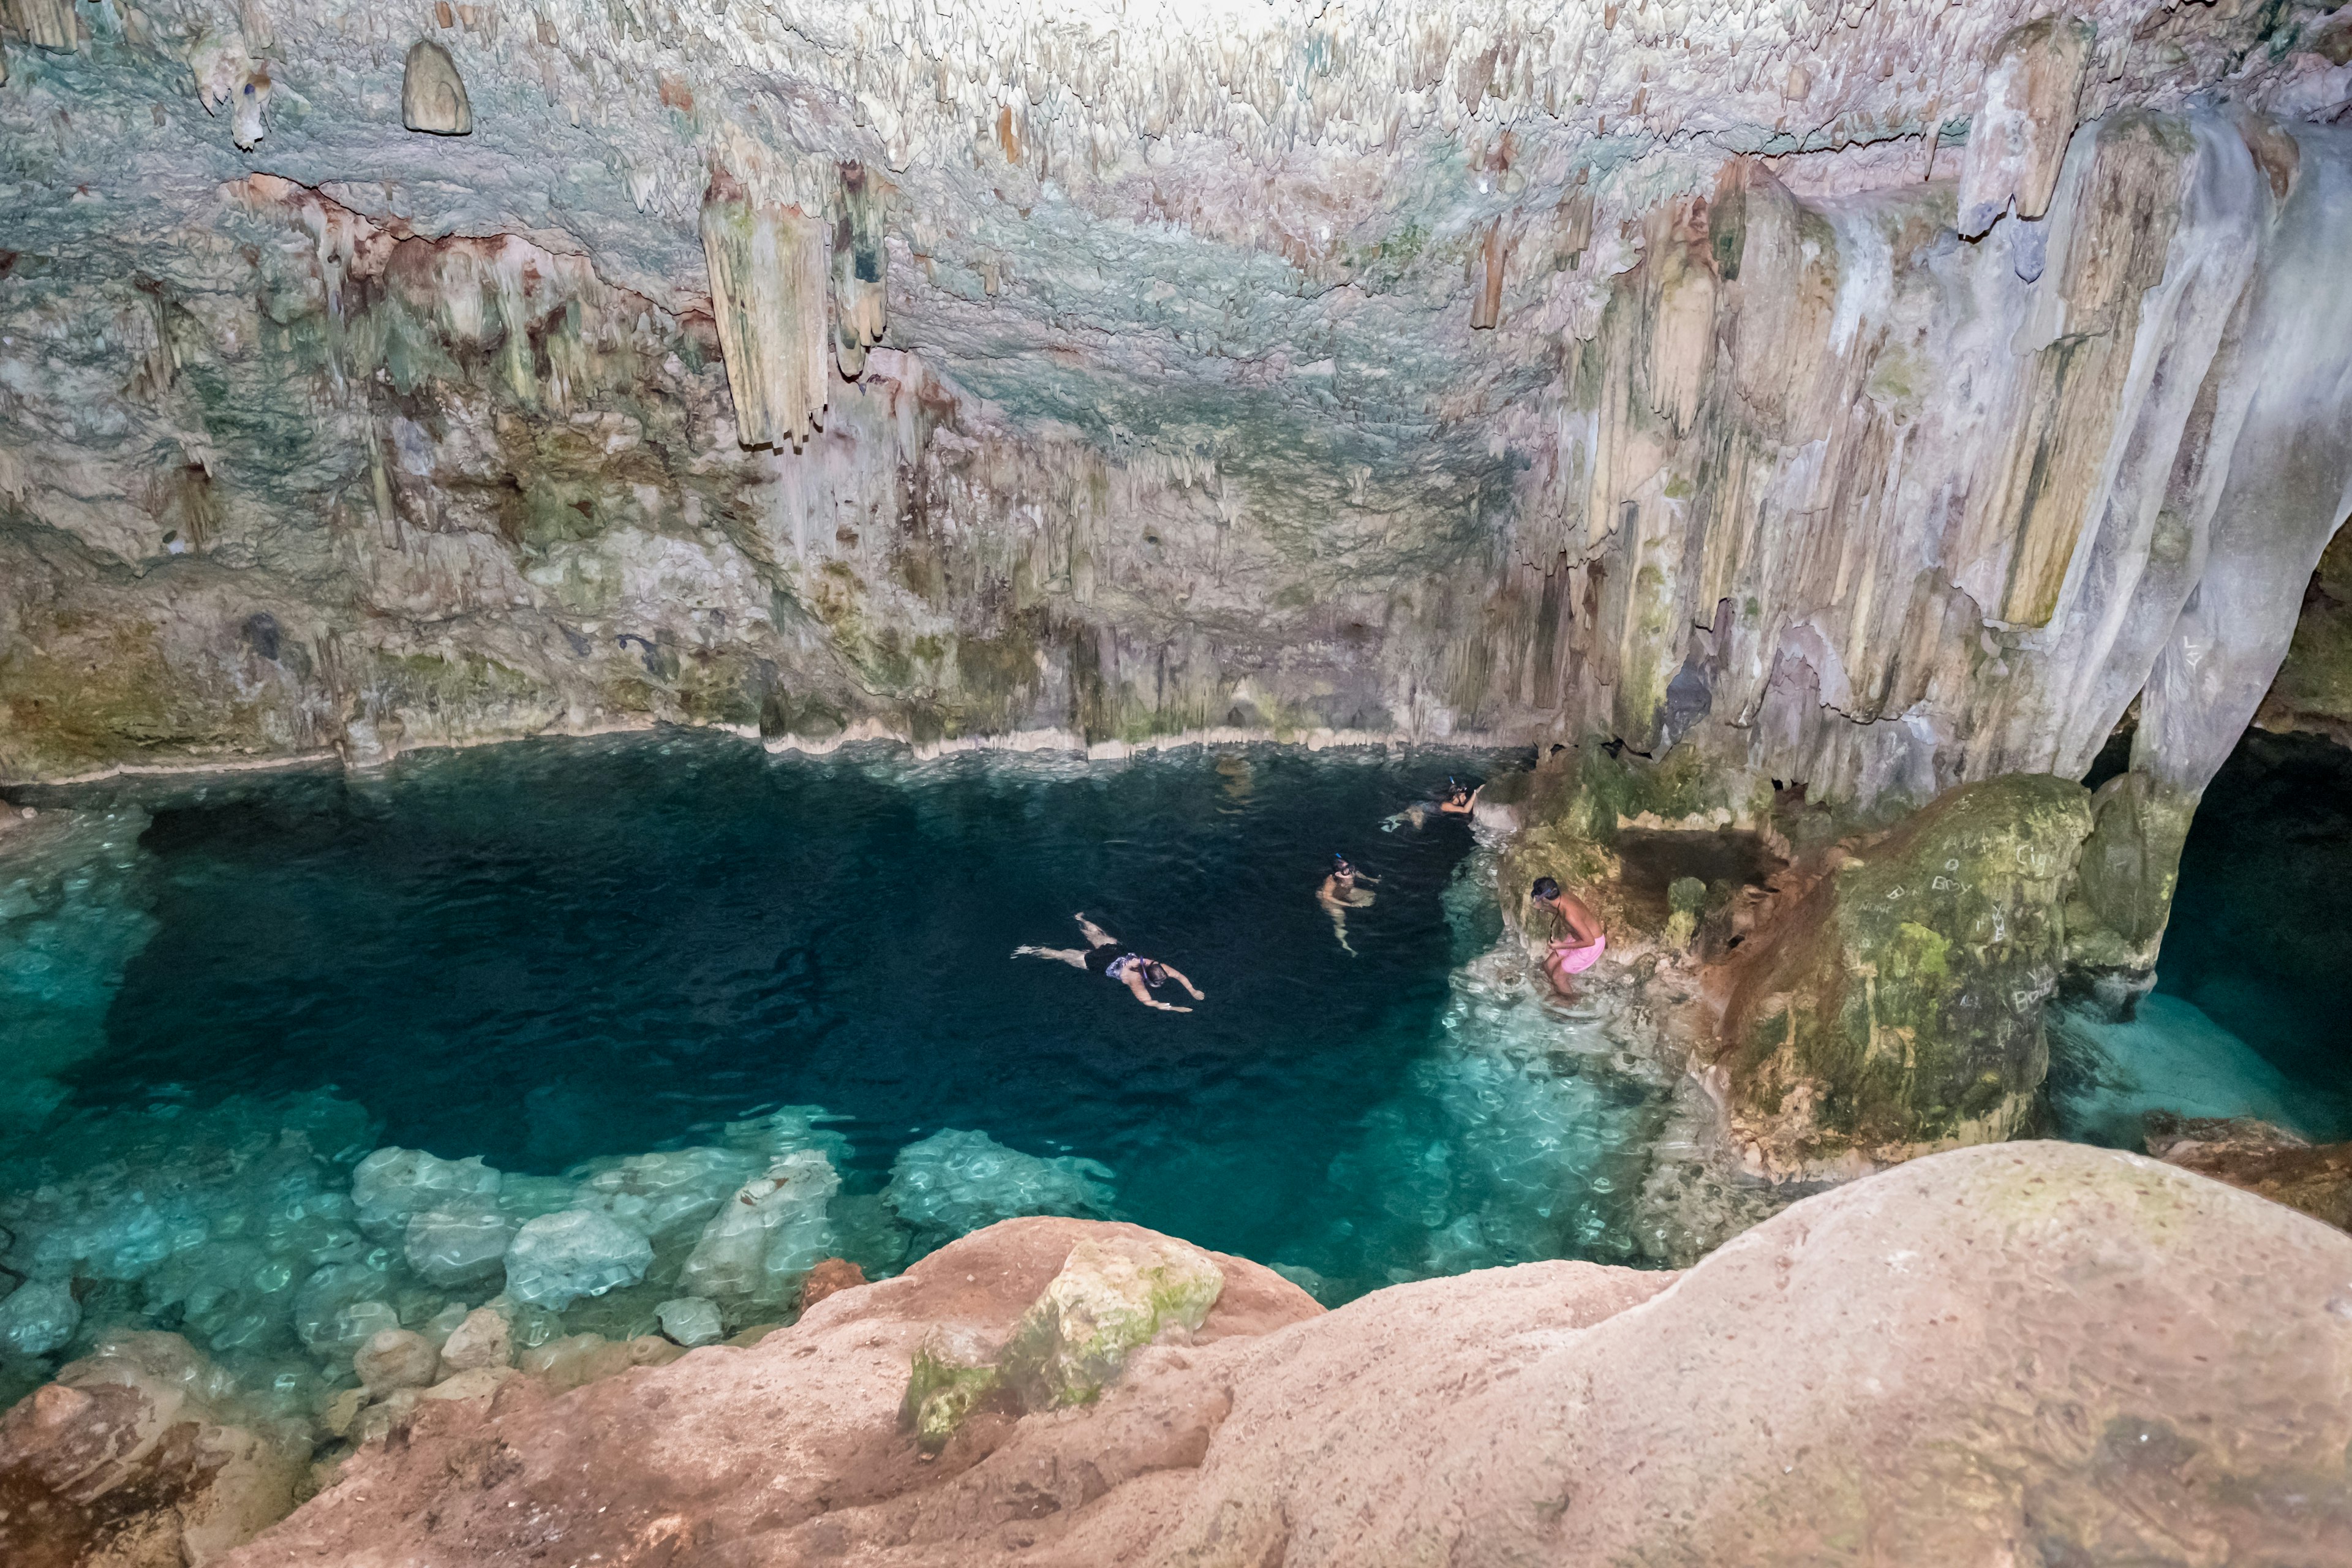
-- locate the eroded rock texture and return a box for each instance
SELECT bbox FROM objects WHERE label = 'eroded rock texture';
[203,1142,2352,1567]
[1,1,2348,800]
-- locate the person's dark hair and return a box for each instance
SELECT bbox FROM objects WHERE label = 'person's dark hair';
[1144,960,1169,988]
[1531,876,1561,901]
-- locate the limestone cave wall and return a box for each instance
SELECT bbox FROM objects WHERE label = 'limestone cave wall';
[2,0,2350,810]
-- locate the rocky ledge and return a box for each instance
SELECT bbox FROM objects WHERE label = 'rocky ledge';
[10,1139,2342,1565]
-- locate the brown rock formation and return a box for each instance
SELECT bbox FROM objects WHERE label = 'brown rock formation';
[0,1333,306,1568]
[2146,1112,2352,1232]
[799,1256,867,1311]
[209,1142,2351,1567]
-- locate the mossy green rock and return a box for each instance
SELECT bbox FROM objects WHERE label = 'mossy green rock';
[900,1325,1008,1454]
[1000,1237,1224,1411]
[1720,774,2094,1168]
[2065,768,2196,985]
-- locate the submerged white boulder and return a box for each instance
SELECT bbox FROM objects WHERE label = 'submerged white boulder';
[883,1129,1115,1238]
[503,1210,653,1311]
[678,1148,840,1305]
[350,1147,502,1240]
[570,1147,761,1240]
[655,1296,723,1348]
[293,1261,396,1354]
[404,1200,517,1288]
[0,1279,81,1357]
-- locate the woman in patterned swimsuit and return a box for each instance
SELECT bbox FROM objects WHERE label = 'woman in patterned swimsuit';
[1014,913,1205,1014]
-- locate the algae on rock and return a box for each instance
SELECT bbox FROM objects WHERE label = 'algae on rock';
[1715,774,2095,1172]
[999,1235,1224,1411]
[899,1235,1224,1452]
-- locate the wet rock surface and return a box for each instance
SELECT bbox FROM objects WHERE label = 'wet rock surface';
[184,1142,2351,1567]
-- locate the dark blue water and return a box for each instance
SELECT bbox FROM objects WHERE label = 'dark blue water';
[56,736,1527,1269]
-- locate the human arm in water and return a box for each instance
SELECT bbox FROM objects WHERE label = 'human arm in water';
[1438,784,1483,816]
[1153,962,1205,1001]
[1124,968,1192,1012]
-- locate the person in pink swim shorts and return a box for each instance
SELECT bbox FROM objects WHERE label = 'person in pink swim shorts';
[1529,876,1606,997]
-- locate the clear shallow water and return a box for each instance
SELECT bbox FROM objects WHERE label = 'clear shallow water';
[0,734,1679,1406]
[2054,728,2352,1145]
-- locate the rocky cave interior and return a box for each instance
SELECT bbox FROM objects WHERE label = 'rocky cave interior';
[4,0,2352,1562]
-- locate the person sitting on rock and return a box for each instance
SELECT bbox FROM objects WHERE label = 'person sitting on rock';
[1014,913,1204,1013]
[1438,778,1483,816]
[1530,875,1606,995]
[1319,853,1379,955]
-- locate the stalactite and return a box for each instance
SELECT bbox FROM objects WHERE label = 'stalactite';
[1469,219,1506,330]
[1958,14,2095,237]
[232,69,271,149]
[830,162,887,382]
[699,164,828,451]
[403,39,474,134]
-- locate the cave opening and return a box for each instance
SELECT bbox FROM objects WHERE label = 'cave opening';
[2051,724,2352,1150]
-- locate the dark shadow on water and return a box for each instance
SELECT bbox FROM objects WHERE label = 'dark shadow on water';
[2155,728,2352,1115]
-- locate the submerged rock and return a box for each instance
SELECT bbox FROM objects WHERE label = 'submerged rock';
[435,1306,514,1373]
[292,1263,398,1355]
[502,1210,653,1312]
[0,1279,80,1359]
[402,1200,515,1287]
[883,1129,1114,1240]
[570,1147,760,1240]
[654,1297,722,1349]
[353,1329,440,1395]
[677,1148,839,1305]
[350,1148,502,1242]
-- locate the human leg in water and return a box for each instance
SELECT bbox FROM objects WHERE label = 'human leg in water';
[1012,912,1123,967]
[1318,856,1377,956]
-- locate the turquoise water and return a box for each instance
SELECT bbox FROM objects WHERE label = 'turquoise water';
[2052,729,2352,1145]
[0,734,1679,1405]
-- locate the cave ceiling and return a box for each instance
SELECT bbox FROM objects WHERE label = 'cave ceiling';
[8,0,2335,516]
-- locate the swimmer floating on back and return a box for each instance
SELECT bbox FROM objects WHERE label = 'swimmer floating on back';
[1319,853,1379,955]
[1014,913,1205,1013]
[1529,875,1606,997]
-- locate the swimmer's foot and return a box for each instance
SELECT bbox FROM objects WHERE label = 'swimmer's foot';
[1011,944,1039,957]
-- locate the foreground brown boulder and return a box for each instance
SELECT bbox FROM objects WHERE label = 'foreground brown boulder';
[212,1144,2348,1566]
